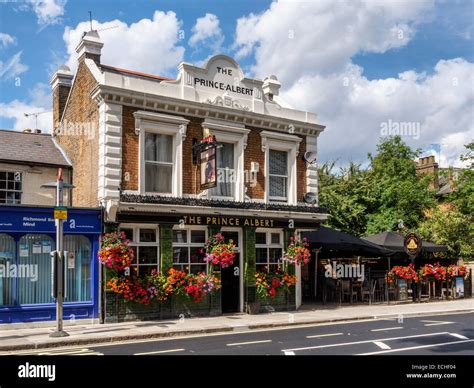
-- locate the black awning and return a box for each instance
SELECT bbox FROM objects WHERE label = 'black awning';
[301,227,396,257]
[362,231,448,254]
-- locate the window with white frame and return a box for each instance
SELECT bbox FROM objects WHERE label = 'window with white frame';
[135,111,188,197]
[145,133,173,194]
[119,225,159,276]
[269,150,288,201]
[210,142,235,198]
[261,130,301,205]
[255,230,284,272]
[0,171,22,204]
[172,228,207,274]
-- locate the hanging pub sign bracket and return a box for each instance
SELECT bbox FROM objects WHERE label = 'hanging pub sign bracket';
[192,135,223,190]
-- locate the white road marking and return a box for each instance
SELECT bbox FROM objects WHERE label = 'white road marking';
[450,333,469,340]
[373,341,391,350]
[357,339,474,355]
[226,339,272,347]
[284,351,295,355]
[421,320,454,326]
[371,326,404,332]
[281,332,450,352]
[306,332,344,339]
[38,348,103,356]
[134,348,185,355]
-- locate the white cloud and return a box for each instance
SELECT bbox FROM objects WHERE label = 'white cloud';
[233,0,472,168]
[28,0,67,26]
[0,33,16,49]
[2,102,52,132]
[234,0,433,83]
[0,51,28,80]
[63,11,185,77]
[189,13,224,51]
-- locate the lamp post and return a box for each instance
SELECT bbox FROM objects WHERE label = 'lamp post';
[42,168,74,337]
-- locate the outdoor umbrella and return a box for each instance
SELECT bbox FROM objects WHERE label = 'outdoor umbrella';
[301,227,396,257]
[362,231,447,254]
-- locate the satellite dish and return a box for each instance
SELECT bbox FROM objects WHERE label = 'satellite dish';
[304,151,317,164]
[304,192,317,204]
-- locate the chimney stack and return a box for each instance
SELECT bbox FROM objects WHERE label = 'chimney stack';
[75,30,103,65]
[416,155,439,189]
[50,65,73,131]
[262,75,281,101]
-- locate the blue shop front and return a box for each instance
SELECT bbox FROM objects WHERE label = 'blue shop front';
[0,205,101,323]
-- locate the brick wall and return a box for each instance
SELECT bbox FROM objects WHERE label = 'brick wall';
[121,106,139,191]
[245,127,265,199]
[52,84,71,131]
[54,61,99,207]
[120,105,308,200]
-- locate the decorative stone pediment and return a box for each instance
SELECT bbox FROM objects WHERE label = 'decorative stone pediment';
[203,94,250,111]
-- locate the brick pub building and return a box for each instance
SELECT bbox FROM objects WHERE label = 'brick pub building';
[52,31,328,322]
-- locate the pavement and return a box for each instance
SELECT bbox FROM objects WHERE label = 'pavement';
[0,299,472,352]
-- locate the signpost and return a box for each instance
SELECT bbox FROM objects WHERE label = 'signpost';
[403,232,422,302]
[41,168,74,338]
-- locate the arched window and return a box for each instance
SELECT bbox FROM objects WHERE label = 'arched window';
[0,233,15,306]
[17,234,55,305]
[64,235,92,302]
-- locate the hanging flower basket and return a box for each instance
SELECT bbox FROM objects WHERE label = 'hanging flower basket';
[98,231,134,273]
[202,233,236,269]
[281,236,311,266]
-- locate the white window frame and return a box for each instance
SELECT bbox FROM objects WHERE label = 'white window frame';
[172,226,208,274]
[134,111,189,197]
[261,131,301,205]
[118,224,159,276]
[255,228,284,273]
[268,150,289,202]
[0,171,22,204]
[202,118,250,202]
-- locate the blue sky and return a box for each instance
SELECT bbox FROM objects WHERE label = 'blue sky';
[0,0,472,167]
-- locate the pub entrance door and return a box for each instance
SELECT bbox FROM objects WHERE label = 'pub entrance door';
[220,228,242,313]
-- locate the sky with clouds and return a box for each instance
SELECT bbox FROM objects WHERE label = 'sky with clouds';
[0,0,472,167]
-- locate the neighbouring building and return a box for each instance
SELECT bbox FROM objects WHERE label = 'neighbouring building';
[52,30,328,322]
[0,130,101,323]
[0,129,72,206]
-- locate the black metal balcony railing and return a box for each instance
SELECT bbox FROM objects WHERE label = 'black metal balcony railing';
[120,193,328,214]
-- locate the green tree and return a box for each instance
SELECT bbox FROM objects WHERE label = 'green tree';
[418,205,473,259]
[450,140,474,216]
[318,161,369,236]
[364,136,436,234]
[318,136,436,236]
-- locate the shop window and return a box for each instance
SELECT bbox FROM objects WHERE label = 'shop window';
[144,133,173,194]
[63,235,92,302]
[16,234,55,305]
[172,228,207,274]
[255,230,284,272]
[119,225,159,277]
[210,142,235,198]
[269,150,288,201]
[0,171,22,204]
[0,233,15,306]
